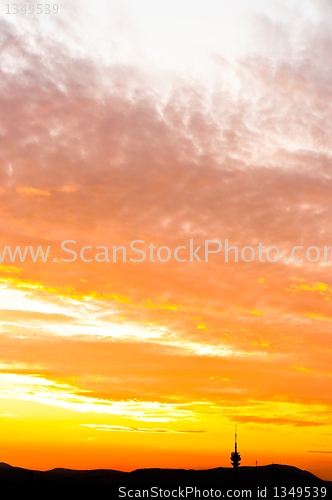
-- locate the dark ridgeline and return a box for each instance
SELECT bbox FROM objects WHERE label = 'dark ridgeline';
[0,428,330,498]
[0,430,330,498]
[0,462,331,498]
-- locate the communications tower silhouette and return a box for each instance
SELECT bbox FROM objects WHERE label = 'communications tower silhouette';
[230,424,241,468]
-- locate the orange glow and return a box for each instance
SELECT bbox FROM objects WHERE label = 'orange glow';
[0,0,332,482]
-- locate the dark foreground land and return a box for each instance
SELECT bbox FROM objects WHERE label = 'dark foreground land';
[0,462,331,499]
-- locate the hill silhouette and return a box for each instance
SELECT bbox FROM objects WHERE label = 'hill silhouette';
[0,462,331,498]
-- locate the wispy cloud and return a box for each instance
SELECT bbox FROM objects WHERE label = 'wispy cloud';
[80,424,206,434]
[307,450,332,454]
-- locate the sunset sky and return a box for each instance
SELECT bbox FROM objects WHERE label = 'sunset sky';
[0,0,332,480]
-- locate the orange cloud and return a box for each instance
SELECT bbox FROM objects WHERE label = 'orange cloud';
[60,185,77,193]
[16,187,51,197]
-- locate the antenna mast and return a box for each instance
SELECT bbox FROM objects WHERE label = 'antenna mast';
[230,423,241,468]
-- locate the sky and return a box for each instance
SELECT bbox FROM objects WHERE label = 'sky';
[0,0,332,480]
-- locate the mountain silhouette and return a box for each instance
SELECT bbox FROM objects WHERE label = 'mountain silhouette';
[0,462,331,498]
